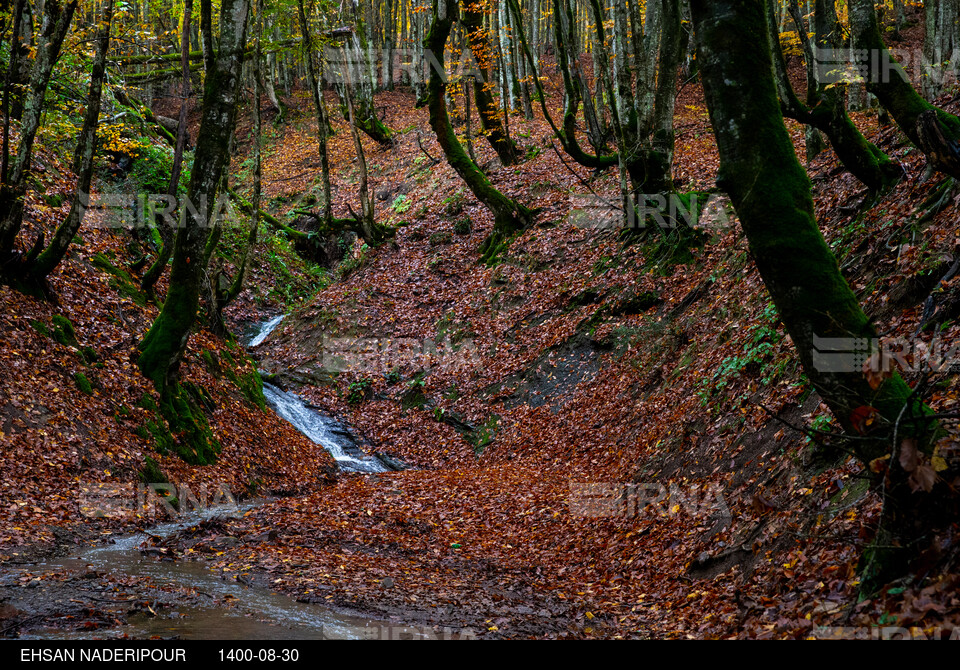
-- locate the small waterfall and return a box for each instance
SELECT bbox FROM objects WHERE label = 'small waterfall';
[248,314,285,347]
[262,383,388,474]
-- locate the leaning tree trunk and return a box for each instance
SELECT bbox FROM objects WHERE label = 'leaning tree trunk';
[766,0,903,192]
[692,0,948,593]
[138,0,252,392]
[923,0,960,100]
[461,0,522,166]
[0,0,78,278]
[425,0,532,263]
[26,0,115,286]
[850,0,960,180]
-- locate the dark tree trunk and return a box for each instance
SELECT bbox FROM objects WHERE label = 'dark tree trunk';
[691,0,944,592]
[26,0,115,285]
[850,0,960,180]
[138,0,252,391]
[425,0,532,263]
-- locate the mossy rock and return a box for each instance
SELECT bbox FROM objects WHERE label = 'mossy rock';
[51,315,79,348]
[73,372,94,395]
[453,218,473,235]
[91,253,148,307]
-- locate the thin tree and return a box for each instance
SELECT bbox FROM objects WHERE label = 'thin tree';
[27,0,116,287]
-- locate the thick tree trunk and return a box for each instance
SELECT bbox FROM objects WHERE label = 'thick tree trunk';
[425,0,532,262]
[0,0,78,277]
[692,0,945,591]
[138,0,251,391]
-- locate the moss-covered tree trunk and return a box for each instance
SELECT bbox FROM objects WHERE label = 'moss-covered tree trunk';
[25,0,115,286]
[0,0,78,277]
[850,0,960,179]
[138,0,251,391]
[425,0,532,263]
[692,0,948,590]
[766,0,903,192]
[461,0,522,167]
[141,0,195,302]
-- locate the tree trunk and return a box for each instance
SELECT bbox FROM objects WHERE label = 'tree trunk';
[461,0,522,166]
[141,0,195,301]
[0,0,78,277]
[850,0,960,180]
[923,0,960,100]
[425,0,532,263]
[138,0,251,391]
[26,0,115,285]
[766,0,903,192]
[297,0,333,224]
[692,0,944,591]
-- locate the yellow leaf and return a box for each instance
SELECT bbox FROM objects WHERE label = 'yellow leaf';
[932,454,949,472]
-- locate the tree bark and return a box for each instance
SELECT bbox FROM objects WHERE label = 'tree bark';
[138,0,252,391]
[0,0,78,276]
[923,0,960,100]
[692,0,943,590]
[767,0,903,192]
[461,0,522,166]
[850,0,960,180]
[26,0,115,285]
[425,0,532,263]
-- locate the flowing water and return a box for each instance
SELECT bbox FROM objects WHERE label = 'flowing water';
[12,316,404,639]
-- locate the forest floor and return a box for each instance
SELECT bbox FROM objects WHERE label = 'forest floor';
[3,22,960,638]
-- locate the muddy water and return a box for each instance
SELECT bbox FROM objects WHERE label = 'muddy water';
[18,507,406,640]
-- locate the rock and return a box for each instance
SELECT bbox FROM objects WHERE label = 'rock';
[381,577,394,589]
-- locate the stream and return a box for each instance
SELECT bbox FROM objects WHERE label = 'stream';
[9,316,407,640]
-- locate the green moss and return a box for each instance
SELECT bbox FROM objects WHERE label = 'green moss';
[73,372,94,395]
[218,352,266,410]
[201,349,223,378]
[156,383,221,465]
[29,319,51,339]
[453,218,472,235]
[51,315,79,348]
[139,456,168,484]
[91,253,148,307]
